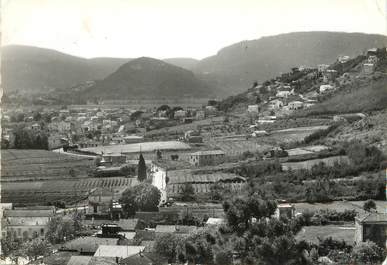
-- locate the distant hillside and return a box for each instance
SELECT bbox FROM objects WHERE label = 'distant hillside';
[82,57,213,99]
[1,45,130,93]
[163,58,199,70]
[195,31,387,92]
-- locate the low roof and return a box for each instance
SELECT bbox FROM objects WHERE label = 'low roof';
[94,245,145,259]
[190,150,225,156]
[66,256,92,265]
[120,253,153,265]
[63,237,118,253]
[155,225,176,233]
[206,218,225,225]
[4,209,54,218]
[356,213,387,224]
[116,218,139,231]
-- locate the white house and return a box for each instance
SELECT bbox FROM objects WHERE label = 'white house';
[363,63,375,75]
[247,105,259,113]
[319,84,335,93]
[288,101,303,110]
[317,64,330,72]
[338,55,350,63]
[276,89,294,98]
[268,99,284,110]
[174,110,187,119]
[149,162,168,204]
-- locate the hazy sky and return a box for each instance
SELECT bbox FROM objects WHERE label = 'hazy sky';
[2,0,386,59]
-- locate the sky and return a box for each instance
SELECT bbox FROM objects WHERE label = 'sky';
[1,0,386,59]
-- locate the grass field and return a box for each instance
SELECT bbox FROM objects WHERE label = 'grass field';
[293,200,385,214]
[296,225,356,245]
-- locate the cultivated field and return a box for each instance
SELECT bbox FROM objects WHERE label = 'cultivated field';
[1,149,94,182]
[293,200,385,214]
[208,138,272,156]
[1,177,138,205]
[281,155,349,170]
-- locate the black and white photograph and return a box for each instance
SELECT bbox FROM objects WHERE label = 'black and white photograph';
[0,0,386,264]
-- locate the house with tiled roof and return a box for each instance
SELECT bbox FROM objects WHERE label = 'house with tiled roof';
[355,212,387,248]
[3,206,55,240]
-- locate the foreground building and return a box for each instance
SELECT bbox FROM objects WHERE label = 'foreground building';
[355,212,387,248]
[3,206,55,239]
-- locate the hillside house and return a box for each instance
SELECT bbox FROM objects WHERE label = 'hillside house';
[174,110,187,119]
[363,63,375,75]
[196,110,205,120]
[322,69,338,83]
[317,64,330,72]
[3,206,55,240]
[247,105,259,113]
[338,55,350,63]
[48,121,72,133]
[189,150,225,167]
[355,212,387,248]
[268,99,284,110]
[319,84,335,94]
[288,101,304,110]
[276,90,293,98]
[274,204,295,219]
[367,55,378,64]
[366,48,378,57]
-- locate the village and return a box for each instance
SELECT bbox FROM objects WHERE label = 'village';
[1,44,386,265]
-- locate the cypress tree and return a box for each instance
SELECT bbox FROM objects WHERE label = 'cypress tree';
[137,153,147,182]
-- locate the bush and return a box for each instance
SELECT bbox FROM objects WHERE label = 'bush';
[363,199,377,212]
[351,241,385,264]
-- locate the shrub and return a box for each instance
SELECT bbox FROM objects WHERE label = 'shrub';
[351,241,385,264]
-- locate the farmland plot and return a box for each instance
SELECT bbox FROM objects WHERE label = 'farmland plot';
[1,149,94,181]
[281,155,349,170]
[1,177,137,205]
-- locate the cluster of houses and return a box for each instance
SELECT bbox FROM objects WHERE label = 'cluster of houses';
[1,100,223,152]
[246,48,383,120]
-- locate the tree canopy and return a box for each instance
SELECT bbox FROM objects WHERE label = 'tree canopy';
[119,183,161,217]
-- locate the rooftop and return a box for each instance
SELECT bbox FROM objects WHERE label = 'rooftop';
[4,209,55,218]
[191,150,225,156]
[94,245,145,259]
[356,212,387,223]
[63,237,118,253]
[66,256,92,265]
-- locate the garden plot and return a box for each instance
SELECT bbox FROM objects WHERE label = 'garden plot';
[296,225,356,245]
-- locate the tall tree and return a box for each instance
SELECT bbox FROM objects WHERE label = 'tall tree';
[119,183,161,217]
[137,153,147,182]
